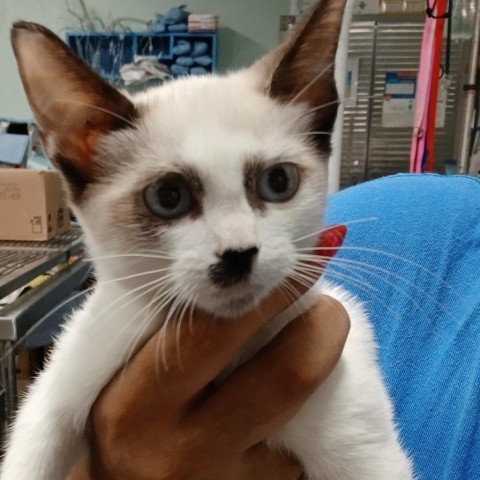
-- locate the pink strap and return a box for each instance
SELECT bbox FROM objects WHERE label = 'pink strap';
[426,0,448,172]
[410,10,437,173]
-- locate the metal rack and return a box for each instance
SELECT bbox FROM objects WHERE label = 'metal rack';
[340,14,471,188]
[0,228,89,431]
[66,31,218,82]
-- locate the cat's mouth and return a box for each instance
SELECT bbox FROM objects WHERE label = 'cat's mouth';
[205,281,267,318]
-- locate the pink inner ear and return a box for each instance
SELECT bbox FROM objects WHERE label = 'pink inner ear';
[316,224,347,260]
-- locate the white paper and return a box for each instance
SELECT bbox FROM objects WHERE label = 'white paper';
[382,71,417,128]
[345,57,360,108]
[435,79,448,129]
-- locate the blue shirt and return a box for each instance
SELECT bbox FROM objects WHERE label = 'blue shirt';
[325,174,480,480]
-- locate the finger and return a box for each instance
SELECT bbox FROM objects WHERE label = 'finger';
[241,443,303,480]
[190,295,350,450]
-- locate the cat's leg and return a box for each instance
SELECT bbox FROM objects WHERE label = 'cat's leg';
[271,363,414,480]
[0,290,161,480]
[1,345,96,479]
[0,372,89,480]
[271,282,415,480]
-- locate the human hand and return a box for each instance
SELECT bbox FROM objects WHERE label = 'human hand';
[69,226,350,480]
[69,290,349,480]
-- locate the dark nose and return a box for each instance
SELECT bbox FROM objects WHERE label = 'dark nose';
[221,247,259,271]
[209,246,259,288]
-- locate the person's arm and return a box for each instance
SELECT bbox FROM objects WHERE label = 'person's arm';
[69,292,349,480]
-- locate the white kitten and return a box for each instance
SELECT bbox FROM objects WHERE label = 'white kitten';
[3,1,414,479]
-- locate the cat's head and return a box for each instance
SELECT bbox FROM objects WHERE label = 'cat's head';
[11,0,346,318]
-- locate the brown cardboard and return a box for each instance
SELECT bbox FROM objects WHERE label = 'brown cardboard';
[0,169,70,241]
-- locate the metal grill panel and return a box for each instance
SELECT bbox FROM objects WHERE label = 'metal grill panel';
[340,22,376,188]
[340,20,469,189]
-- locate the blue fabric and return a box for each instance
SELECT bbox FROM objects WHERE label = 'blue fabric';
[148,16,166,33]
[168,23,188,33]
[190,67,208,76]
[192,41,208,57]
[172,40,192,56]
[175,56,194,67]
[164,5,189,25]
[324,174,480,480]
[193,55,212,67]
[150,5,189,32]
[170,64,189,76]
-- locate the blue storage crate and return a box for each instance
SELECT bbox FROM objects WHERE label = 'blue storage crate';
[66,31,218,82]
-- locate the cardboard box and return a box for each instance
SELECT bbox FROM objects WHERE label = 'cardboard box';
[0,169,70,241]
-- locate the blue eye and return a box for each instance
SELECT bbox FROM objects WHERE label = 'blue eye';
[257,163,300,203]
[144,176,192,220]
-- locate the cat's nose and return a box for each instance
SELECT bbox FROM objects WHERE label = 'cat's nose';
[209,246,259,287]
[220,247,259,272]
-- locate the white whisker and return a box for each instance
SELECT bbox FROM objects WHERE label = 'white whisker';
[118,284,175,369]
[100,266,172,283]
[295,262,381,297]
[279,275,311,320]
[298,254,456,320]
[0,282,93,363]
[293,91,386,125]
[297,259,431,321]
[280,282,306,320]
[1,266,175,362]
[188,293,199,334]
[292,98,340,124]
[300,244,463,303]
[156,297,179,373]
[289,270,318,291]
[89,273,176,336]
[162,284,191,372]
[57,98,137,129]
[293,217,378,244]
[308,267,403,322]
[85,252,175,262]
[173,290,198,372]
[288,61,335,105]
[102,280,175,358]
[302,131,332,136]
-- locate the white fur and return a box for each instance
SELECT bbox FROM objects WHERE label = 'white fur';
[1,70,414,479]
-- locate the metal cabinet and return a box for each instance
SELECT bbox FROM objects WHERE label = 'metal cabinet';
[340,19,470,189]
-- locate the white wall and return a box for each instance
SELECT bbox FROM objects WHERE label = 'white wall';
[0,0,289,119]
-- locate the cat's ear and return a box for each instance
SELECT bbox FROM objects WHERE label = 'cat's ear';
[252,0,346,141]
[11,22,137,201]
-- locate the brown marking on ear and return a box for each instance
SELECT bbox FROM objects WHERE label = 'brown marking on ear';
[11,21,138,200]
[252,0,347,148]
